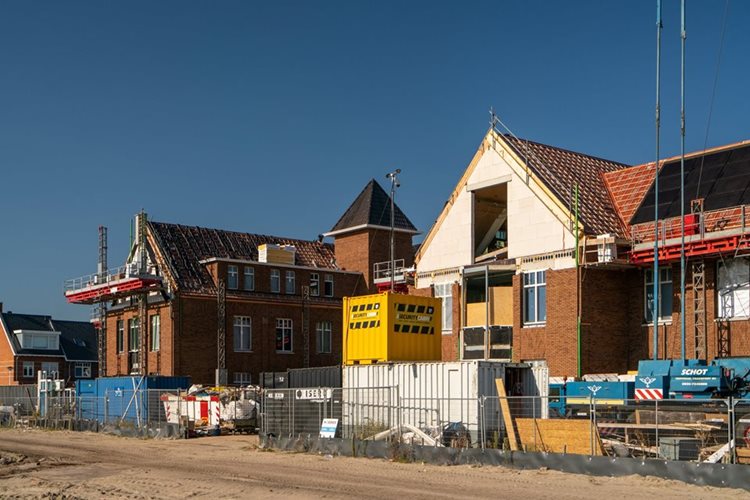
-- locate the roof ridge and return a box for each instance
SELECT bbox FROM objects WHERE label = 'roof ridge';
[149,220,324,246]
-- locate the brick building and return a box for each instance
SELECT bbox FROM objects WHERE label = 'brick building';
[414,125,750,378]
[69,179,417,385]
[0,303,98,385]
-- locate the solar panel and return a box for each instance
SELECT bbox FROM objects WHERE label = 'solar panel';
[630,143,750,225]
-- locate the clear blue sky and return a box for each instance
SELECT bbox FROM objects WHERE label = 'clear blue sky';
[1,1,747,320]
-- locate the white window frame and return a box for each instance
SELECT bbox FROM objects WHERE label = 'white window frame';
[522,270,547,326]
[227,265,239,290]
[434,282,453,334]
[270,269,281,293]
[116,320,124,353]
[717,257,750,319]
[645,267,673,323]
[285,270,296,295]
[316,321,332,353]
[233,316,252,352]
[324,274,334,297]
[75,362,92,378]
[233,372,252,385]
[276,318,293,353]
[244,266,255,291]
[23,361,34,378]
[41,362,58,377]
[310,273,320,297]
[128,318,140,352]
[150,315,160,352]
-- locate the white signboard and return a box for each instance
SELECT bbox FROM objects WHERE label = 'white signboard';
[296,388,333,401]
[320,418,338,438]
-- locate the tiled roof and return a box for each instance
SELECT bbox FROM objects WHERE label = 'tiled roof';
[149,221,338,293]
[603,163,658,234]
[0,312,96,360]
[55,320,98,362]
[502,135,629,236]
[328,179,418,234]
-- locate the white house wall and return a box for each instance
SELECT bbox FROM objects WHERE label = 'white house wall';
[417,136,576,284]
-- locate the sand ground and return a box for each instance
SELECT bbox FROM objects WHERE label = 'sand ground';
[0,429,745,499]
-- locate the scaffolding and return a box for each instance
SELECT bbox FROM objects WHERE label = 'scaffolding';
[64,211,162,376]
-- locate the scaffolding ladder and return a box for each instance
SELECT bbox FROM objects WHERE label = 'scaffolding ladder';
[692,260,707,359]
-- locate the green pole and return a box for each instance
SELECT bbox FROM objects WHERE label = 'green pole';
[575,184,582,378]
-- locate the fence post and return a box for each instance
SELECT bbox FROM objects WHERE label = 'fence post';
[589,396,594,456]
[728,399,734,464]
[482,396,487,450]
[655,399,659,458]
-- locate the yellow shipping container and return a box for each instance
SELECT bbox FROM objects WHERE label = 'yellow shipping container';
[342,292,442,365]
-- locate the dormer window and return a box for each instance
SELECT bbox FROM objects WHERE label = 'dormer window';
[15,330,60,350]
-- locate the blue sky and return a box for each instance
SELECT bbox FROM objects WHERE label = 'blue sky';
[0,1,747,320]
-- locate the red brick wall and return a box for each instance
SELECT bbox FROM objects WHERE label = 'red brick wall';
[512,267,642,377]
[105,270,361,384]
[640,260,750,362]
[334,229,413,293]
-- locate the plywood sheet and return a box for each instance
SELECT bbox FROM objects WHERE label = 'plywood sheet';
[515,418,604,455]
[495,379,518,451]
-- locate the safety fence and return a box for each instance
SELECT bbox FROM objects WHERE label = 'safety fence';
[260,389,750,465]
[0,387,260,439]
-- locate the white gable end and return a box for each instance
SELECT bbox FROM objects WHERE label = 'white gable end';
[417,135,576,284]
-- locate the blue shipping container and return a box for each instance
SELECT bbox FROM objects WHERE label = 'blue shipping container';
[76,376,191,424]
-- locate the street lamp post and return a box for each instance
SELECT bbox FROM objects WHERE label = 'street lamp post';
[385,169,401,292]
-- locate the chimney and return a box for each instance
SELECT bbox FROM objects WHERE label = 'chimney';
[0,302,3,313]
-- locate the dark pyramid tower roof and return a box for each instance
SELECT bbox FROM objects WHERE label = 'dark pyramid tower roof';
[326,179,418,235]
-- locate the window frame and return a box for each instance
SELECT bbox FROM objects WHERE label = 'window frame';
[644,267,673,323]
[434,282,453,333]
[270,269,281,293]
[233,372,252,385]
[717,257,750,320]
[243,266,255,291]
[150,314,160,352]
[128,318,140,352]
[227,264,239,290]
[324,274,334,297]
[310,273,320,297]
[41,361,59,377]
[285,270,296,295]
[233,316,252,352]
[23,361,34,378]
[74,362,92,378]
[275,318,293,353]
[316,320,332,353]
[116,320,124,353]
[522,270,547,326]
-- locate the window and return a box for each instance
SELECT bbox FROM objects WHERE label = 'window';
[150,315,160,352]
[310,273,320,296]
[20,333,58,350]
[128,318,140,351]
[41,362,58,377]
[244,267,255,291]
[316,321,332,353]
[23,362,34,378]
[523,270,547,325]
[233,372,252,385]
[324,274,334,297]
[645,268,673,322]
[116,320,124,353]
[276,318,293,352]
[717,258,749,319]
[270,269,280,293]
[75,362,92,378]
[227,265,239,289]
[233,316,252,352]
[285,270,296,294]
[434,283,453,333]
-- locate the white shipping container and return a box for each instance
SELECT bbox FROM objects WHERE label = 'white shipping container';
[342,360,548,443]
